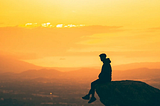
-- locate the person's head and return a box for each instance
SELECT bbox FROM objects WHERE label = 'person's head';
[99,53,107,62]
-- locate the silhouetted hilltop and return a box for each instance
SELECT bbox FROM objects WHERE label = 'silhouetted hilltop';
[96,80,160,106]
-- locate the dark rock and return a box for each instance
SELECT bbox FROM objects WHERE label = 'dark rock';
[96,80,160,106]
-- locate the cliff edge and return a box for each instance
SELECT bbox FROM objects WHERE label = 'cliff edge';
[96,80,160,106]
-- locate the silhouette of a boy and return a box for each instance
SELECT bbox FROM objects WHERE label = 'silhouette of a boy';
[82,53,112,103]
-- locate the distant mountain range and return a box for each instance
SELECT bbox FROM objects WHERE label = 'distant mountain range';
[113,62,160,70]
[1,67,160,83]
[113,68,160,80]
[0,55,42,73]
[1,55,160,84]
[1,55,160,73]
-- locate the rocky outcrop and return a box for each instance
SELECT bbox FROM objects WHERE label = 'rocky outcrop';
[96,80,160,106]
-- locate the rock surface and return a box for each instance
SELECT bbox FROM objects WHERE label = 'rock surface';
[96,80,160,106]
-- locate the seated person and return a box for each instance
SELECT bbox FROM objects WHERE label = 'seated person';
[82,53,112,103]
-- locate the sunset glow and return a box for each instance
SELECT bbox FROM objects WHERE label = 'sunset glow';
[1,1,160,106]
[0,0,160,67]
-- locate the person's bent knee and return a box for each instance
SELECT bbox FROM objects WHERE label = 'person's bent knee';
[91,81,97,87]
[91,82,96,87]
[91,82,94,86]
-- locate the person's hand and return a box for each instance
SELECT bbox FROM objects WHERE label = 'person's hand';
[98,73,102,78]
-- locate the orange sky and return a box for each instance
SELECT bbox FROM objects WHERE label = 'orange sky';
[0,0,160,67]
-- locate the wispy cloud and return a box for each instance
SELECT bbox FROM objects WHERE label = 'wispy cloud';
[147,27,160,32]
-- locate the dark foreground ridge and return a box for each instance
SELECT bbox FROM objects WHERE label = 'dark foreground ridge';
[96,80,160,106]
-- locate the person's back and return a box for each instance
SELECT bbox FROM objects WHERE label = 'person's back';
[99,58,112,82]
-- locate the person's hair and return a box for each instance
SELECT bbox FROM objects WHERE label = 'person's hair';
[99,53,107,58]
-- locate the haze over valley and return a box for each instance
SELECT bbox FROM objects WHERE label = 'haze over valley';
[1,0,160,105]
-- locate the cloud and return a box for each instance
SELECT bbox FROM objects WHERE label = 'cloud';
[77,25,123,35]
[147,27,160,32]
[67,28,160,57]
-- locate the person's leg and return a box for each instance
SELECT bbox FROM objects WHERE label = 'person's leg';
[88,79,99,97]
[82,79,99,100]
[88,79,100,103]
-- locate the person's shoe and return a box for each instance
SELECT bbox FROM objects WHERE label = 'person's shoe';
[88,97,96,103]
[82,94,90,100]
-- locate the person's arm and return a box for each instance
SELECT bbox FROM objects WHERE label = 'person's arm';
[99,64,110,80]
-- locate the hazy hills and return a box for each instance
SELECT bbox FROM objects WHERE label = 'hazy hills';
[1,55,160,85]
[1,55,160,73]
[113,62,160,70]
[0,56,42,73]
[113,68,160,80]
[1,67,160,83]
